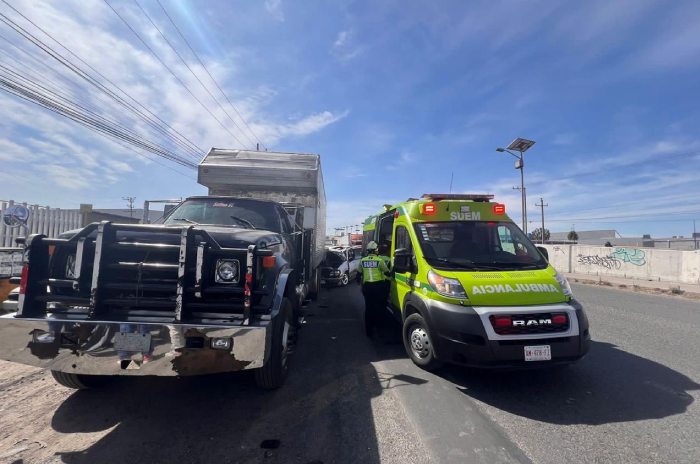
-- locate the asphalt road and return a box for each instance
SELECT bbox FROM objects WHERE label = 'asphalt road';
[1,283,699,463]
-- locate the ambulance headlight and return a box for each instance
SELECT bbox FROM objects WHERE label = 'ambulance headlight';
[554,270,573,299]
[427,270,467,299]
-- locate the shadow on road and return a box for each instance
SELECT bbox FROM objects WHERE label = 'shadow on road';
[49,285,410,464]
[447,340,700,425]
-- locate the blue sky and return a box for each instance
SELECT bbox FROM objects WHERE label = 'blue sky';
[1,0,699,237]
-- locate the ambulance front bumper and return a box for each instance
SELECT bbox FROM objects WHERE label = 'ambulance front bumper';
[425,299,590,368]
[0,314,270,376]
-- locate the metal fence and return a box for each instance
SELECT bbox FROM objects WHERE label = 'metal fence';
[0,200,82,247]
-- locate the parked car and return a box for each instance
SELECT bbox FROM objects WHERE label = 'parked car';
[320,248,359,286]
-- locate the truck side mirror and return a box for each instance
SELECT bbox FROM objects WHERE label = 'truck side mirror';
[536,246,549,261]
[394,248,416,274]
[2,204,29,228]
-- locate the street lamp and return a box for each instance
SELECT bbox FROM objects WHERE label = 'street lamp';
[496,138,536,234]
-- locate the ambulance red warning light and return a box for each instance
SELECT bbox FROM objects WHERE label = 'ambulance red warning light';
[422,203,437,215]
[493,204,506,215]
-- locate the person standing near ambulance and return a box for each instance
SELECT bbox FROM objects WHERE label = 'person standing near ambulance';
[359,241,391,336]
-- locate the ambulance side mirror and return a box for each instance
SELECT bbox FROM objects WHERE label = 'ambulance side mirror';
[536,246,549,261]
[394,248,416,274]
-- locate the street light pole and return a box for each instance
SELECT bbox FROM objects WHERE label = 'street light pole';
[520,155,527,234]
[497,138,535,235]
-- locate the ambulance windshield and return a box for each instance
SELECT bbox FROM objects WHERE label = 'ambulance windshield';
[414,221,547,270]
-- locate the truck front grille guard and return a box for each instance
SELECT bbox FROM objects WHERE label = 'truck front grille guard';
[17,222,272,325]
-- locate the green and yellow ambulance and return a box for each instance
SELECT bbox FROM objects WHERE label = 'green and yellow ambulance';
[362,193,590,370]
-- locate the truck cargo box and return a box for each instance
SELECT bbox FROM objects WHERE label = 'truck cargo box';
[198,149,326,269]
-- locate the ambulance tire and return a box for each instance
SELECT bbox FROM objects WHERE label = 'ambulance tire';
[255,298,293,390]
[403,314,442,371]
[51,371,107,390]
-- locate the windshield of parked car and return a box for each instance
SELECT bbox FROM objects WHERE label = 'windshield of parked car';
[414,221,547,271]
[324,251,345,267]
[163,198,281,232]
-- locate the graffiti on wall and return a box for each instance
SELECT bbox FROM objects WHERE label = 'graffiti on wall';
[609,248,646,266]
[577,254,622,270]
[577,248,647,270]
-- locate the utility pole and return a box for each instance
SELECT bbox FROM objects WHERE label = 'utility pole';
[535,197,548,244]
[122,196,136,218]
[694,219,697,250]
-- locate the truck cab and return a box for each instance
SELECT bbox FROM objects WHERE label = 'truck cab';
[364,193,590,370]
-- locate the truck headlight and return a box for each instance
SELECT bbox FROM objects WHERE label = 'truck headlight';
[427,270,467,299]
[554,270,573,298]
[215,259,240,283]
[65,254,76,279]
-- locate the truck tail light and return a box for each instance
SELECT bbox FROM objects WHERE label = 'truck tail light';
[262,256,276,268]
[19,264,29,295]
[422,203,437,215]
[493,204,506,215]
[552,314,568,325]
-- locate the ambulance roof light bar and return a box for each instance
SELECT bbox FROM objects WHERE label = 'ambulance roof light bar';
[421,193,495,202]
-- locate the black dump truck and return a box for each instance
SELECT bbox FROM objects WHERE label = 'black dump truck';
[0,149,326,389]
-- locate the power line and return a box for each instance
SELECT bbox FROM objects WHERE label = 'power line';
[155,0,267,151]
[134,0,257,149]
[103,0,251,150]
[0,0,205,160]
[0,70,197,167]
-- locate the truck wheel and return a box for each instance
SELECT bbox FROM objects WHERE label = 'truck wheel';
[339,273,349,286]
[255,298,293,389]
[403,314,442,371]
[308,269,321,301]
[51,370,106,389]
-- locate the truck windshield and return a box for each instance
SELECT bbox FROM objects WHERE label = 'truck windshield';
[414,221,547,271]
[163,198,281,232]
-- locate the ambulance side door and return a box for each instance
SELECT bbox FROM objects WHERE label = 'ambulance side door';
[390,224,416,315]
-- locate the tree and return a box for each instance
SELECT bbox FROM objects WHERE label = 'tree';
[531,227,550,242]
[567,230,579,241]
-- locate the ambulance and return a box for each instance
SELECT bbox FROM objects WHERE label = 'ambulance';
[362,194,590,369]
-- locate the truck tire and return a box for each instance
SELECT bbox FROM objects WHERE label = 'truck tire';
[255,298,293,389]
[51,370,105,390]
[403,314,442,371]
[307,269,321,301]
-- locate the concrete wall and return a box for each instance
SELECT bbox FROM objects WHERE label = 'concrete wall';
[542,244,700,285]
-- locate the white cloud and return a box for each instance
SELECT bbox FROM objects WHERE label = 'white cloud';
[271,110,349,139]
[0,0,345,200]
[552,133,576,146]
[264,0,284,22]
[386,151,418,171]
[331,29,363,61]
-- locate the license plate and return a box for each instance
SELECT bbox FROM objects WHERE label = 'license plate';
[114,332,151,352]
[524,345,551,361]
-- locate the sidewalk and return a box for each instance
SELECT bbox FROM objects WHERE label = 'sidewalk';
[566,272,700,299]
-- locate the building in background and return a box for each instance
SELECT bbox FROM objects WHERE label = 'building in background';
[548,229,698,250]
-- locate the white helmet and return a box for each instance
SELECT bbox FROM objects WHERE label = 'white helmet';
[366,241,378,252]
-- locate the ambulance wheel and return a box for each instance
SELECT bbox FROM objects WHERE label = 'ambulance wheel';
[51,371,106,390]
[339,272,349,286]
[403,314,442,370]
[255,298,293,389]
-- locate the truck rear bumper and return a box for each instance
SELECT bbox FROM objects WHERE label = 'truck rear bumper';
[0,314,270,376]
